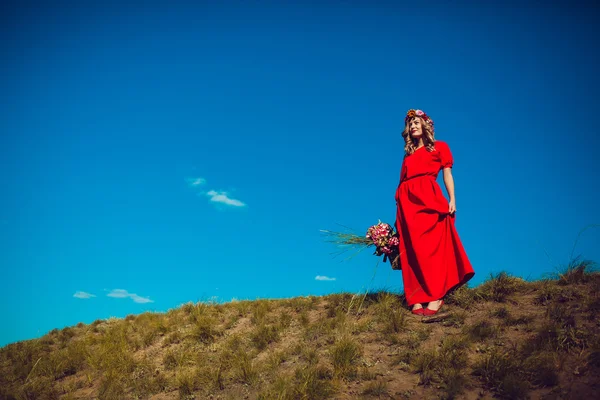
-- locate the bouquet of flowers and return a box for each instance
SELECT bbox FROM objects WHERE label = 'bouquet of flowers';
[320,220,401,270]
[366,221,401,270]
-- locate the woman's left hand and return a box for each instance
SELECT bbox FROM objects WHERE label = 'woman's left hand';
[448,200,456,214]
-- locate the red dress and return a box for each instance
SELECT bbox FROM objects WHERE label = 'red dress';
[394,141,474,306]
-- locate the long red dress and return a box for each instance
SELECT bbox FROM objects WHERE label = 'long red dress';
[394,140,474,306]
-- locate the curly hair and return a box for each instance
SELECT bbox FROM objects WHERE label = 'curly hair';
[402,116,436,156]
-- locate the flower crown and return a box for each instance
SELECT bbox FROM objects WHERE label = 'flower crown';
[405,109,435,128]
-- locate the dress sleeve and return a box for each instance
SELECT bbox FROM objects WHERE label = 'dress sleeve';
[438,141,453,169]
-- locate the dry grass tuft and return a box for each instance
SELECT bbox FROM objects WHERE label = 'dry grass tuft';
[132,312,168,348]
[330,335,363,379]
[473,347,529,399]
[325,292,355,316]
[532,280,561,305]
[232,348,259,385]
[293,364,337,399]
[464,320,498,342]
[475,271,527,303]
[556,257,597,286]
[251,300,272,325]
[412,335,470,398]
[176,367,199,399]
[523,351,560,387]
[373,291,407,336]
[163,344,196,370]
[442,310,468,327]
[250,323,281,351]
[489,306,529,327]
[522,302,588,355]
[190,314,221,344]
[445,284,478,309]
[361,380,389,396]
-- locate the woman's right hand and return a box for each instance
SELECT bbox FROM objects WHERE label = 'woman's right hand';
[448,200,456,214]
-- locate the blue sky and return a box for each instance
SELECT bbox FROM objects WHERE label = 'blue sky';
[1,0,599,347]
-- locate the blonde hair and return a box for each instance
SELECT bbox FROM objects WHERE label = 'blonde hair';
[402,117,436,155]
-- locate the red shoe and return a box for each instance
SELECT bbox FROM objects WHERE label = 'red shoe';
[423,300,444,316]
[411,306,424,316]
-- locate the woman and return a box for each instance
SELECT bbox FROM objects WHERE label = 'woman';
[394,109,474,316]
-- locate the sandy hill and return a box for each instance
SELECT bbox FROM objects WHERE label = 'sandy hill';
[1,263,599,400]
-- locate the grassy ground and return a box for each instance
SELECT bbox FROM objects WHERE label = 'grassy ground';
[1,261,599,399]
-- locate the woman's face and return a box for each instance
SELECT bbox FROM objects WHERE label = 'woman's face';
[408,118,423,138]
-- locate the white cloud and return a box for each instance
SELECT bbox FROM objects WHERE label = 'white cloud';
[206,190,246,207]
[107,289,154,304]
[129,294,154,304]
[186,177,206,187]
[106,289,129,298]
[73,291,96,299]
[315,275,336,281]
[186,175,246,208]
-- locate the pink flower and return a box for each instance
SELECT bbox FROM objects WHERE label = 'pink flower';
[416,110,424,116]
[366,222,400,255]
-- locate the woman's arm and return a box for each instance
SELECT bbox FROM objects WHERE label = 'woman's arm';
[442,167,456,214]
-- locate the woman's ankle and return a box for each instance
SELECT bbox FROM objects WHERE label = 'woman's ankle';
[426,299,443,310]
